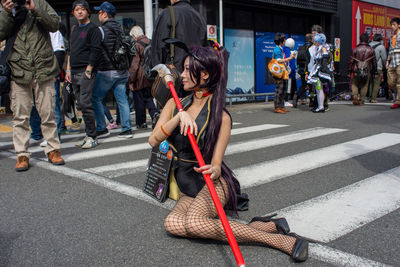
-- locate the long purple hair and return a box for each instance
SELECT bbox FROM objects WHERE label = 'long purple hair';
[185,45,240,213]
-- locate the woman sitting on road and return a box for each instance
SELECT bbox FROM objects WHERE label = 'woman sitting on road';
[148,43,309,262]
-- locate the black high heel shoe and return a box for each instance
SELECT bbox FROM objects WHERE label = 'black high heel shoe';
[288,233,309,262]
[249,214,290,235]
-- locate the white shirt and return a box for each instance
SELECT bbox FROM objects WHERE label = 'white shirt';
[50,31,65,52]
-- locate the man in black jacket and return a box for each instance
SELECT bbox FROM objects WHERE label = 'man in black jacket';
[66,0,102,149]
[92,1,134,139]
[151,0,207,74]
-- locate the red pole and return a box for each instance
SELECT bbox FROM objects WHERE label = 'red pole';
[168,82,246,267]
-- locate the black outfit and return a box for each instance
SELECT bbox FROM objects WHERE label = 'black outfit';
[167,95,212,197]
[151,0,208,73]
[297,41,312,100]
[133,87,157,126]
[70,22,102,138]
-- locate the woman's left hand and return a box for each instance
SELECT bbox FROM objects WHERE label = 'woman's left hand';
[194,164,221,181]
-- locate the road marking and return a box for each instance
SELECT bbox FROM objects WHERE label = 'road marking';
[236,133,400,188]
[274,166,400,242]
[310,243,392,267]
[330,101,392,106]
[28,132,152,154]
[0,150,391,266]
[53,124,289,162]
[84,127,346,178]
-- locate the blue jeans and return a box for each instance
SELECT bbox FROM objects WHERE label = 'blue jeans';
[30,80,62,140]
[93,73,130,132]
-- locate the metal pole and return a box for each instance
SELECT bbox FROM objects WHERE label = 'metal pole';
[154,0,159,21]
[144,0,153,39]
[219,0,224,45]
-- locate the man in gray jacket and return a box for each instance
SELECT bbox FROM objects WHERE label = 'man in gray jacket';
[0,0,65,171]
[369,33,387,103]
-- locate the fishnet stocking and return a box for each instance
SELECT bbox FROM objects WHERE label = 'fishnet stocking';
[248,221,278,233]
[164,178,296,255]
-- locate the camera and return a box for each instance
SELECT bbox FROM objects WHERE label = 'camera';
[12,0,27,7]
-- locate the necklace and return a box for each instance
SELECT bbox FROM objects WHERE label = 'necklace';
[194,91,212,99]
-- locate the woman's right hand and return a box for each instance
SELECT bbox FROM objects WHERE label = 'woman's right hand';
[1,0,14,13]
[178,111,198,136]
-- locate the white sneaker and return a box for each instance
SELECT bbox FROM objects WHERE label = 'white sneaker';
[81,136,98,149]
[40,140,48,147]
[285,101,293,107]
[75,136,88,147]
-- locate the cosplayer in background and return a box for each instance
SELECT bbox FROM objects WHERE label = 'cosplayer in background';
[306,33,332,113]
[148,44,308,262]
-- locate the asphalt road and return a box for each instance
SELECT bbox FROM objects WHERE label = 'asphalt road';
[1,100,399,267]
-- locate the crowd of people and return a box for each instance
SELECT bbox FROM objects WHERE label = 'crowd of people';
[272,18,400,113]
[2,0,400,263]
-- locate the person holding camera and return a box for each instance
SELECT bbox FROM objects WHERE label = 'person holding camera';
[0,0,65,171]
[65,0,102,148]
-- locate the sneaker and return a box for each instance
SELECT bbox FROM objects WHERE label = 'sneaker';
[274,108,287,114]
[118,129,134,138]
[390,103,399,109]
[284,101,293,107]
[106,121,118,130]
[40,140,48,147]
[75,136,88,147]
[96,129,110,139]
[81,136,98,149]
[370,99,378,103]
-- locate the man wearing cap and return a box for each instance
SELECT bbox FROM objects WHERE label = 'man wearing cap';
[0,0,65,171]
[92,1,134,139]
[66,0,102,149]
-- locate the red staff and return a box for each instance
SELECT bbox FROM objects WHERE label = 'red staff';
[152,64,246,267]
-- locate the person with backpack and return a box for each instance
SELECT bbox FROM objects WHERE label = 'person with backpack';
[348,33,377,106]
[387,17,400,109]
[66,0,102,148]
[91,1,134,139]
[297,33,313,104]
[128,26,158,129]
[151,0,208,97]
[369,34,387,103]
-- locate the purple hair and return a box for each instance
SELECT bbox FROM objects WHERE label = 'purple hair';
[185,45,240,214]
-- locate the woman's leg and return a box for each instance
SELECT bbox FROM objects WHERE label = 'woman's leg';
[164,194,194,237]
[316,85,325,110]
[184,179,296,255]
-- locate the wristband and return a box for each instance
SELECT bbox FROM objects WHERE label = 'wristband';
[161,125,171,136]
[178,108,183,112]
[66,70,71,73]
[85,70,92,74]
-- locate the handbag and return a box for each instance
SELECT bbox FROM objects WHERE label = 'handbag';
[0,9,27,96]
[268,49,289,80]
[151,6,181,108]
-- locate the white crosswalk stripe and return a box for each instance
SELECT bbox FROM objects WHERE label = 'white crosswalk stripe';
[274,166,400,242]
[236,133,400,188]
[84,127,347,178]
[54,123,288,162]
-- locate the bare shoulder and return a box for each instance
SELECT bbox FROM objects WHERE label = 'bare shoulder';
[221,110,232,125]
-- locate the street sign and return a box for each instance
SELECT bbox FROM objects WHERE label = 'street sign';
[207,25,217,40]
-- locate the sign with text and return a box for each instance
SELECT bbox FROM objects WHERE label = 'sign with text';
[207,25,217,40]
[352,0,400,48]
[143,141,174,202]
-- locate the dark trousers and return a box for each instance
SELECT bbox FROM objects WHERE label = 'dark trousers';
[274,78,286,108]
[299,74,307,99]
[71,72,97,138]
[133,87,157,126]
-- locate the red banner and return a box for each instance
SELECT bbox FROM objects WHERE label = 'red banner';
[352,0,400,48]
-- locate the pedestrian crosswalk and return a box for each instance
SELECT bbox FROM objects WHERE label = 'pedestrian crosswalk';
[2,120,400,265]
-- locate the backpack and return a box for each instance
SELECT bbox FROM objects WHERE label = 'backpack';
[296,43,309,65]
[100,25,136,70]
[352,56,374,81]
[137,40,153,80]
